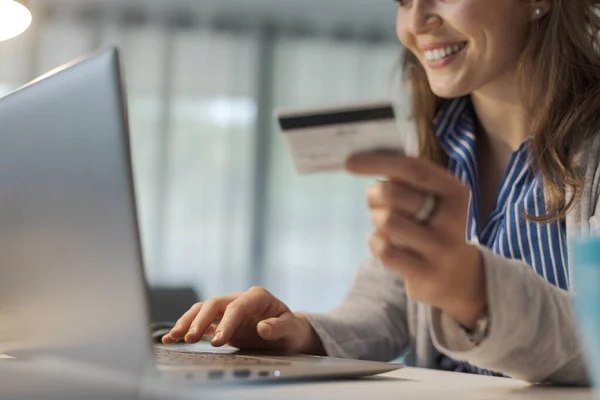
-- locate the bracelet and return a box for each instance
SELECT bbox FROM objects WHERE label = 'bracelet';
[459,311,490,346]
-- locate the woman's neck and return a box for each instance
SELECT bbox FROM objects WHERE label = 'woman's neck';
[470,73,529,224]
[470,73,528,151]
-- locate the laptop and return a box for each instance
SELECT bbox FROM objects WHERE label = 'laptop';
[0,47,402,384]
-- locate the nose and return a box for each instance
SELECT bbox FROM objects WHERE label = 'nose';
[408,0,442,35]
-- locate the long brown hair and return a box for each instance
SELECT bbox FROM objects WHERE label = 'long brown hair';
[403,1,600,223]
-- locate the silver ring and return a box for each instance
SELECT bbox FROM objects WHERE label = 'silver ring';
[415,194,439,225]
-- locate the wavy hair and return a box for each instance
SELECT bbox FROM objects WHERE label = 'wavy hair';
[402,1,600,222]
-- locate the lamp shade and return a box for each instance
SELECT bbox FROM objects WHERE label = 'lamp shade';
[0,0,32,42]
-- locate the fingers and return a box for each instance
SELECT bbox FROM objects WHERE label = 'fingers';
[347,153,461,197]
[162,288,292,348]
[163,322,218,345]
[257,311,297,341]
[211,287,285,347]
[367,181,427,216]
[369,232,428,280]
[162,302,203,344]
[162,293,242,344]
[371,209,445,255]
[185,294,240,343]
[203,323,218,338]
[367,180,468,235]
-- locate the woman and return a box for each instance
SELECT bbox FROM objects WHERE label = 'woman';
[162,0,600,385]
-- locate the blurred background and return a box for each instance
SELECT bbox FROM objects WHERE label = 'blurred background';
[0,0,411,315]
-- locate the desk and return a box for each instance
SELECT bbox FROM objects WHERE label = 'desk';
[214,367,593,400]
[2,354,594,399]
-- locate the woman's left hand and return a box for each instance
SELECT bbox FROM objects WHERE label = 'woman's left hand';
[346,152,487,328]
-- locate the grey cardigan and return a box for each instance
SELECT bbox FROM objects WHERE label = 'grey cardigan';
[305,135,600,386]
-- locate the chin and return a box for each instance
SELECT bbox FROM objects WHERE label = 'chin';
[429,81,472,100]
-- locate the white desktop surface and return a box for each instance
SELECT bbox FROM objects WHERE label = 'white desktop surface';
[214,367,593,400]
[1,352,593,400]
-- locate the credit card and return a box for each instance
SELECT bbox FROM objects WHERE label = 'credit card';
[276,100,405,174]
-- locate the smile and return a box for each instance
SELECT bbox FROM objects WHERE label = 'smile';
[423,42,467,62]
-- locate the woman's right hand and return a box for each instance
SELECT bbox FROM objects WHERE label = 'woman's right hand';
[161,286,324,355]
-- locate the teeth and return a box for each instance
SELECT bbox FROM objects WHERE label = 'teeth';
[424,43,465,62]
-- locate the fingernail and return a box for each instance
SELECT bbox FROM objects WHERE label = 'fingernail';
[213,332,222,342]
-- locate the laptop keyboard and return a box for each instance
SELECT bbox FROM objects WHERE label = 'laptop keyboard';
[154,347,291,367]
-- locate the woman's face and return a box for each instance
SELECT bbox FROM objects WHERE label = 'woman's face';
[396,0,543,98]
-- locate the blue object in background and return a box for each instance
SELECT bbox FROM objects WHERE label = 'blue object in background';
[572,236,600,395]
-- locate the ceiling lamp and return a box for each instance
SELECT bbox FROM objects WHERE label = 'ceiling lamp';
[0,0,32,42]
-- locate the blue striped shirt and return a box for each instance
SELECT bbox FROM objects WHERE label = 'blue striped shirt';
[433,97,570,375]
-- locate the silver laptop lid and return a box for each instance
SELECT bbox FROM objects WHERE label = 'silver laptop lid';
[0,48,152,375]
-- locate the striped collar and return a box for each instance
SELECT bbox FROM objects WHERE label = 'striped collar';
[433,96,533,239]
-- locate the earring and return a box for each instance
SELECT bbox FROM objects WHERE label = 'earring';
[535,8,542,16]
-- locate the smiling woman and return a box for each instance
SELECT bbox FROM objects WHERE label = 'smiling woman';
[401,0,600,224]
[164,0,600,386]
[0,0,32,42]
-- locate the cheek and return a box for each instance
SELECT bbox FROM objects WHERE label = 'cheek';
[396,14,416,53]
[450,1,529,60]
[445,5,486,43]
[395,9,403,39]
